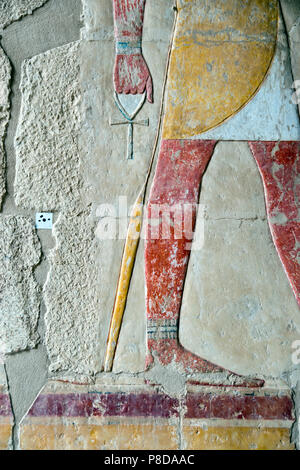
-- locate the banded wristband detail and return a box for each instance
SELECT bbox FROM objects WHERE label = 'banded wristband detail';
[116,40,142,55]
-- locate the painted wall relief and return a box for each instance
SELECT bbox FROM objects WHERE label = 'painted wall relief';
[18,0,300,450]
[110,0,152,159]
[105,0,299,382]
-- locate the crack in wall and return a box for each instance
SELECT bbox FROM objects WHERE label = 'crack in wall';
[3,363,15,450]
[291,382,300,449]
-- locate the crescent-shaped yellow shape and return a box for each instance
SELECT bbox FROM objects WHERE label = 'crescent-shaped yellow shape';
[162,0,279,139]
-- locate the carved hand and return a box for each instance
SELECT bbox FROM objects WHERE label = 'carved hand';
[113,52,153,103]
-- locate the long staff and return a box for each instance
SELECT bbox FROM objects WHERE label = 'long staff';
[103,5,178,372]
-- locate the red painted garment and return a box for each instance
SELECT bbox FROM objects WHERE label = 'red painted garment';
[146,139,216,325]
[112,0,153,101]
[145,139,264,385]
[113,0,145,40]
[249,142,300,307]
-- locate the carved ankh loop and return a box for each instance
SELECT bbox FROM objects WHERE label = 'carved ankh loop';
[110,92,149,160]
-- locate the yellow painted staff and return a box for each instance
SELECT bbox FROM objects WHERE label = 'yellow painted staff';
[103,6,178,372]
[103,186,145,372]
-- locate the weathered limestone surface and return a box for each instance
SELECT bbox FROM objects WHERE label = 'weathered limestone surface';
[45,211,100,376]
[0,47,11,208]
[0,0,48,30]
[180,142,300,377]
[0,217,41,354]
[15,41,83,212]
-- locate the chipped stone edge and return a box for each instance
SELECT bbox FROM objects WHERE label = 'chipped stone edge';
[0,1,49,31]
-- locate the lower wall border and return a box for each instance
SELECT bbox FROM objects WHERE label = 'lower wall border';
[19,380,295,450]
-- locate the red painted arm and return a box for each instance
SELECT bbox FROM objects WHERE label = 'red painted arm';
[113,0,153,102]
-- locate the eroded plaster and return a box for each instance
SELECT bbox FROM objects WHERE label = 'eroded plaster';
[14,41,83,213]
[0,0,48,30]
[0,46,11,208]
[0,216,41,354]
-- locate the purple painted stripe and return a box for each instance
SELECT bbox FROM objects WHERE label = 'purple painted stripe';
[0,394,12,417]
[185,393,294,421]
[28,393,179,418]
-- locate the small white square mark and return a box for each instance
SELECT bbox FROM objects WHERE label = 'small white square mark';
[36,212,53,230]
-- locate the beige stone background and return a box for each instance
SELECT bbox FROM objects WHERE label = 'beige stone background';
[0,0,298,449]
